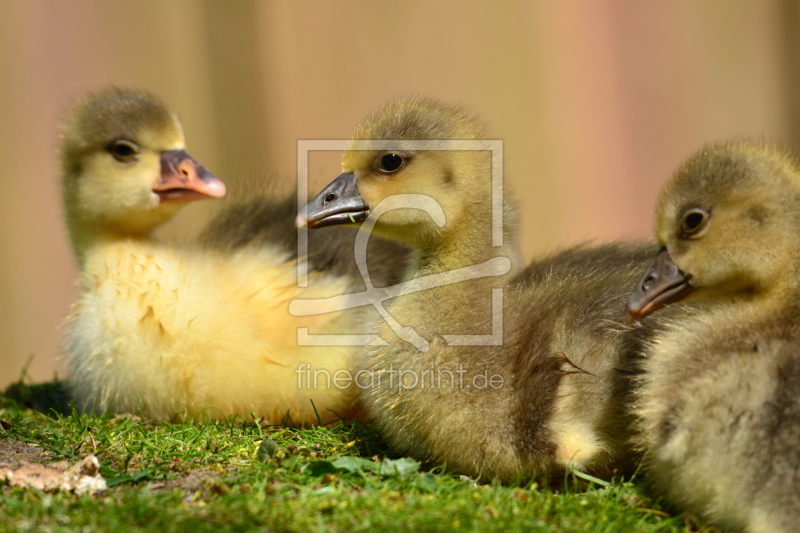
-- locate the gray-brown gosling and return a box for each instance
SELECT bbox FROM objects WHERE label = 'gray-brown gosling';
[62,88,370,423]
[626,143,800,533]
[297,96,670,481]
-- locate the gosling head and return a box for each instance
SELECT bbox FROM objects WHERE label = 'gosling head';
[297,96,491,248]
[627,143,800,322]
[61,88,225,259]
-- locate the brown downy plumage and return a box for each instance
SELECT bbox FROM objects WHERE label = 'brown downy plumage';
[298,96,670,481]
[626,142,800,533]
[62,88,393,423]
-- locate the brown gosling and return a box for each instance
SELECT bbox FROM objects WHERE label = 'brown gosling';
[626,142,800,533]
[297,96,671,481]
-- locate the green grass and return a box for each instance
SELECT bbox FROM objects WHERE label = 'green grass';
[0,384,710,533]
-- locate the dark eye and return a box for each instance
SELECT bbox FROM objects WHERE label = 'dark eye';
[378,153,404,173]
[109,140,139,162]
[681,208,708,236]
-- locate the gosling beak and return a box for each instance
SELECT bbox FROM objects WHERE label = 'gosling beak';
[626,247,695,323]
[296,172,370,229]
[153,150,226,203]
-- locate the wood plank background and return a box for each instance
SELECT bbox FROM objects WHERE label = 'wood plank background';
[0,0,791,387]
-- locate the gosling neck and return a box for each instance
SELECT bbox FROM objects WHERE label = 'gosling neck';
[407,205,520,280]
[697,272,800,326]
[66,214,156,270]
[749,277,800,318]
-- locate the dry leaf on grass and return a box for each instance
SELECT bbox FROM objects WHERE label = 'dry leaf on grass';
[0,454,106,495]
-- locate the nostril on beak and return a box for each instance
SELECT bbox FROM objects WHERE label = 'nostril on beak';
[324,193,336,204]
[642,275,655,291]
[177,160,194,181]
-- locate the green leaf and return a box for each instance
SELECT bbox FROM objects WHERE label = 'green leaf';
[325,456,421,478]
[380,457,421,479]
[257,439,279,462]
[416,472,437,492]
[331,456,380,473]
[306,460,340,477]
[106,468,158,487]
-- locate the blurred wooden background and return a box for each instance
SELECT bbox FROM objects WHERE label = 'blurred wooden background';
[0,0,793,388]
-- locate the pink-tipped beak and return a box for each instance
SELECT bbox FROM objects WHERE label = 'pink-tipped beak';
[153,150,226,203]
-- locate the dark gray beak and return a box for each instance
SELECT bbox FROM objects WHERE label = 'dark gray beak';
[626,247,695,323]
[296,172,370,229]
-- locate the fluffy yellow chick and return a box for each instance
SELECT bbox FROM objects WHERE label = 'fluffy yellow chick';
[62,88,370,423]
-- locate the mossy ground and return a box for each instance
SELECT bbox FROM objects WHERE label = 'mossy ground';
[0,381,714,533]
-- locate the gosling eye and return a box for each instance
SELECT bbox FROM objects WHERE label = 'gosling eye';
[109,140,140,162]
[680,208,709,237]
[377,153,405,174]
